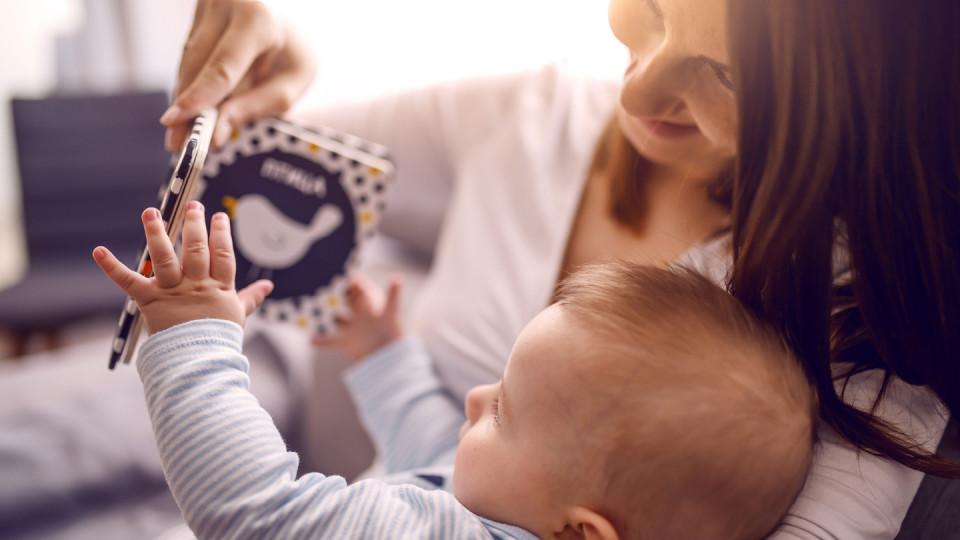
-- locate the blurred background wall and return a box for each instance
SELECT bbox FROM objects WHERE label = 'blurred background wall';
[0,0,623,290]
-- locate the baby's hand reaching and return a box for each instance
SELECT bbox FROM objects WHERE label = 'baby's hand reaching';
[313,276,403,362]
[92,201,274,334]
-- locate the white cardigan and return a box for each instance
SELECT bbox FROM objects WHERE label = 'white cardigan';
[299,66,948,540]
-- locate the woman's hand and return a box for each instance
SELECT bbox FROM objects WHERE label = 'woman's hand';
[92,201,274,334]
[313,276,404,362]
[161,0,316,151]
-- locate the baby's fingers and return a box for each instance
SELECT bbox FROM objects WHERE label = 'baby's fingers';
[181,201,210,280]
[142,208,181,287]
[238,279,274,316]
[311,334,339,348]
[208,212,235,286]
[92,246,152,302]
[384,277,403,321]
[346,276,380,317]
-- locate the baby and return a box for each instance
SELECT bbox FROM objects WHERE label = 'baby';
[93,203,814,540]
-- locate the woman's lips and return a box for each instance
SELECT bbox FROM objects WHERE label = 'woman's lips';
[638,118,701,138]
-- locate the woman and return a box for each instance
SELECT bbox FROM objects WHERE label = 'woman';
[159,0,958,537]
[1,0,949,537]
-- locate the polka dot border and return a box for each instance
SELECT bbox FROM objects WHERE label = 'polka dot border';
[197,118,395,334]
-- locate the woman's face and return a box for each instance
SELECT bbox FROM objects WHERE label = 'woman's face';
[609,0,737,173]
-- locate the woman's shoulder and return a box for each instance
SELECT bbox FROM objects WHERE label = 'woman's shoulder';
[834,368,949,451]
[774,372,949,539]
[676,233,953,538]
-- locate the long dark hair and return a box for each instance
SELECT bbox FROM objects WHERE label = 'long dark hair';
[728,0,960,476]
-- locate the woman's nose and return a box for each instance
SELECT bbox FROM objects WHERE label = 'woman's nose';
[621,44,687,118]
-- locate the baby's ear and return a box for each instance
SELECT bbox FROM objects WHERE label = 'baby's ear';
[554,507,619,540]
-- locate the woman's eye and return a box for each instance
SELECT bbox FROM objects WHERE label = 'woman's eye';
[707,61,735,91]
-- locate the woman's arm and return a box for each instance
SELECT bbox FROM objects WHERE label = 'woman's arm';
[771,371,949,540]
[293,69,565,256]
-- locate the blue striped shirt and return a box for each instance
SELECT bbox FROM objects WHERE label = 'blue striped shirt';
[138,319,536,540]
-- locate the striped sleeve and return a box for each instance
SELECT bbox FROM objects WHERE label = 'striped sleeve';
[136,319,514,540]
[343,338,464,473]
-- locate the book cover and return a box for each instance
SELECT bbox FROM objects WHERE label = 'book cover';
[197,118,394,335]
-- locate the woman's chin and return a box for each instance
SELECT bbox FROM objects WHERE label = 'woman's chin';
[621,119,732,172]
[632,134,711,168]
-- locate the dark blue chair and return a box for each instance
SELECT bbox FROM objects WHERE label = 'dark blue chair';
[0,92,169,356]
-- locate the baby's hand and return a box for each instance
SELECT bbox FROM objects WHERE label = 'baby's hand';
[312,276,403,362]
[92,201,274,334]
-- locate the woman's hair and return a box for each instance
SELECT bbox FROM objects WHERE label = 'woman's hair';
[727,0,960,475]
[590,118,648,231]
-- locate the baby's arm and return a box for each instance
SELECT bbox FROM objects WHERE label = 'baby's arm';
[92,204,509,539]
[315,278,465,473]
[138,320,498,539]
[344,337,465,473]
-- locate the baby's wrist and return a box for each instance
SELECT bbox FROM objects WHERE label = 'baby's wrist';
[142,295,247,335]
[352,333,405,364]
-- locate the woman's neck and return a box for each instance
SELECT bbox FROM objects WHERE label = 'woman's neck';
[633,160,731,239]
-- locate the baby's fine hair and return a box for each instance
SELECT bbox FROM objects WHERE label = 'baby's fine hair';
[556,262,815,540]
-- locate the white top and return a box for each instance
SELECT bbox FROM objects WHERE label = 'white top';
[299,65,949,539]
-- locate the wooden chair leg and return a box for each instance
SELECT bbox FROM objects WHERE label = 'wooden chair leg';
[11,330,29,359]
[43,327,62,351]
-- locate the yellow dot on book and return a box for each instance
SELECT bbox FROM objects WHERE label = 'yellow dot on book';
[360,211,374,224]
[308,143,321,153]
[230,130,240,141]
[368,167,382,177]
[326,296,339,308]
[296,316,308,328]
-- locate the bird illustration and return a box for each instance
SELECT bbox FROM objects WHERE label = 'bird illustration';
[222,194,343,271]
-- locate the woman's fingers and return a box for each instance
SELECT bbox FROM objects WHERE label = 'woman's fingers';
[169,3,279,124]
[164,124,191,153]
[208,212,236,286]
[214,38,316,146]
[214,73,298,147]
[162,3,315,150]
[161,1,228,150]
[180,201,210,280]
[172,0,225,101]
[238,280,274,316]
[141,208,182,287]
[92,246,152,302]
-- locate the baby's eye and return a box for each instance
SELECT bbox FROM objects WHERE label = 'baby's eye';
[490,397,502,427]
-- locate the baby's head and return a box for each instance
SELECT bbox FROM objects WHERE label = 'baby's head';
[454,263,814,540]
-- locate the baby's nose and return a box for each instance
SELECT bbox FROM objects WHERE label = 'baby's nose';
[464,384,492,423]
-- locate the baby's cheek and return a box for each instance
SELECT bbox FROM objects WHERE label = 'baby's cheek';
[452,434,499,513]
